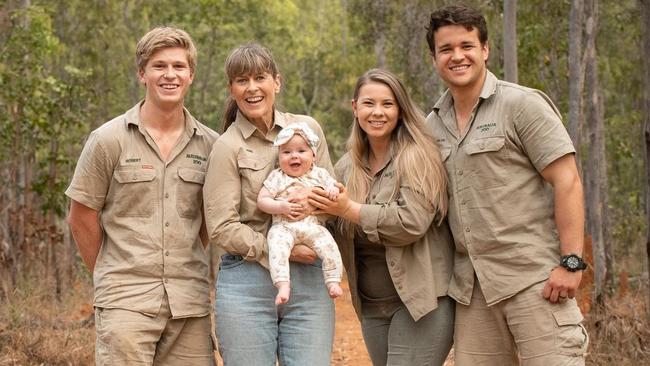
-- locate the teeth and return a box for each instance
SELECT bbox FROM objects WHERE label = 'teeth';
[369,121,385,126]
[450,65,469,71]
[161,84,178,89]
[246,96,263,103]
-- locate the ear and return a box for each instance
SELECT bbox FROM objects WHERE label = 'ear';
[351,99,358,118]
[482,41,490,62]
[138,69,146,85]
[274,73,282,93]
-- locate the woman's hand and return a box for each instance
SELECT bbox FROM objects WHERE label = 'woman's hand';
[289,244,317,264]
[309,183,361,224]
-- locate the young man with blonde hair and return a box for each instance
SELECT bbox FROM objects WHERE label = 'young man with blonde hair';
[425,4,588,365]
[67,27,217,365]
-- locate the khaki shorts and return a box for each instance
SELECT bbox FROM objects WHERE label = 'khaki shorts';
[95,293,215,366]
[454,280,588,366]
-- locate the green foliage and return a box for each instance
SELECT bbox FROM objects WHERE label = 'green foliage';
[0,0,646,277]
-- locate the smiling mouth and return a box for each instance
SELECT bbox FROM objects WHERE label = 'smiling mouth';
[160,84,179,90]
[368,120,386,127]
[450,65,470,71]
[245,96,263,104]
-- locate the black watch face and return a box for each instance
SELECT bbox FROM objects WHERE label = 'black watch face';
[566,256,580,269]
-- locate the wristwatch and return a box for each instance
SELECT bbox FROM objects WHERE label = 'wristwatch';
[560,254,587,272]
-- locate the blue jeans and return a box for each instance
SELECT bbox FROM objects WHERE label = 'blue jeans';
[215,254,334,366]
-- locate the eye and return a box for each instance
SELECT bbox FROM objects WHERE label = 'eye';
[255,74,267,81]
[462,45,474,50]
[383,102,394,108]
[362,101,374,107]
[235,77,247,84]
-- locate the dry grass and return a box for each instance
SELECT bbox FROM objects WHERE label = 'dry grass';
[0,278,94,366]
[1,275,649,365]
[584,284,650,365]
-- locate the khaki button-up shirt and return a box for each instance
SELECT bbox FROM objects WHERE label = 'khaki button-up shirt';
[426,71,575,306]
[204,110,333,268]
[333,153,454,322]
[66,102,218,318]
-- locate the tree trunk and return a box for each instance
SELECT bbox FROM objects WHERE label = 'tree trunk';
[568,0,584,163]
[640,0,650,315]
[371,0,388,68]
[583,0,610,303]
[503,0,518,83]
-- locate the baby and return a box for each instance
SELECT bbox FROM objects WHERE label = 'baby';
[257,123,343,305]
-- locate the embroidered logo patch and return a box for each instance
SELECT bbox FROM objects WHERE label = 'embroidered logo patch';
[125,158,141,163]
[476,122,496,132]
[186,153,207,165]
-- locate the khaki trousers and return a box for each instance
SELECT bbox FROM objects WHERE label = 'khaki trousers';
[454,280,588,366]
[94,293,215,366]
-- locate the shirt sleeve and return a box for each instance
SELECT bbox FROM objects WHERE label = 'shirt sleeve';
[313,166,338,190]
[513,90,576,173]
[263,169,283,197]
[203,139,267,262]
[65,131,115,210]
[359,182,437,247]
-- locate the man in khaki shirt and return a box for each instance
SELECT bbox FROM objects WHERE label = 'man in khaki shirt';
[425,5,588,365]
[66,27,217,365]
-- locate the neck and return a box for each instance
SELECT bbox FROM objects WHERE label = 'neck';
[140,100,185,131]
[248,111,275,135]
[368,137,391,172]
[449,71,486,115]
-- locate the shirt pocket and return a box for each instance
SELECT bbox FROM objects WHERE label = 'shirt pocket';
[237,155,272,203]
[113,168,156,217]
[177,168,206,219]
[463,136,510,190]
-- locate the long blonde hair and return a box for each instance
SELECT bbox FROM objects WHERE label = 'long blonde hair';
[221,43,279,133]
[342,69,448,234]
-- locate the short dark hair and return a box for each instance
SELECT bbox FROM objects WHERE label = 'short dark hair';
[425,4,488,55]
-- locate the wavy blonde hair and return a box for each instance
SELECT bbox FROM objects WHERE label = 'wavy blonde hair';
[341,69,448,235]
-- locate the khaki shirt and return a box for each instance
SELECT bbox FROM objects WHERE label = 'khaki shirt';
[203,110,333,268]
[66,102,218,318]
[426,71,575,306]
[333,153,454,322]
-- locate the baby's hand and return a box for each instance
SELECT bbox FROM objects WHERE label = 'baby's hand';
[280,201,303,216]
[326,186,340,201]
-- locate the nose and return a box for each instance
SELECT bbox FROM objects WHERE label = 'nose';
[163,66,176,79]
[371,105,384,116]
[451,48,464,62]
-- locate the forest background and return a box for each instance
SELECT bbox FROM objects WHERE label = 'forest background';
[1,0,649,365]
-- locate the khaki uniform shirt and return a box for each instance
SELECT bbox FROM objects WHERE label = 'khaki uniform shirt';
[66,102,218,318]
[203,110,333,268]
[333,153,454,322]
[426,71,575,306]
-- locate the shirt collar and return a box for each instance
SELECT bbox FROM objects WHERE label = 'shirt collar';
[236,109,286,140]
[432,70,498,116]
[124,100,202,137]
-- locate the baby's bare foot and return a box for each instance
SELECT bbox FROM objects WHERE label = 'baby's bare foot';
[275,283,290,305]
[327,282,343,299]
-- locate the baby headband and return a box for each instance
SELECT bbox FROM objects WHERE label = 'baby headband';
[274,122,319,155]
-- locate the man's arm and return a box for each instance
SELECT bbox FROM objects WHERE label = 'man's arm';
[540,154,585,303]
[68,200,103,273]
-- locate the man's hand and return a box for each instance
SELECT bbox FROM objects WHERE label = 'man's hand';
[542,267,583,303]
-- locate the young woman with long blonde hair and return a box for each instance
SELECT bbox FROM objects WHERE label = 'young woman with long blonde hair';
[310,68,455,365]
